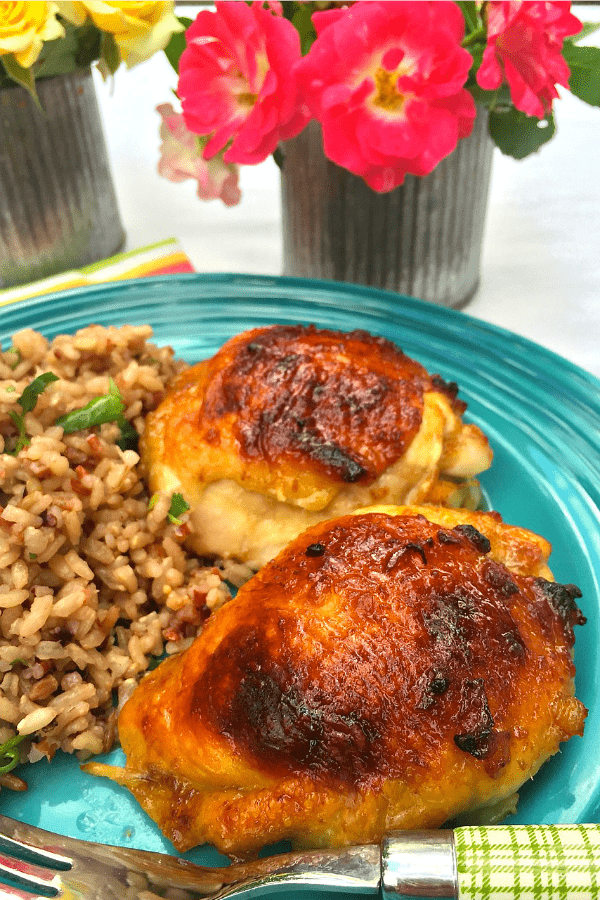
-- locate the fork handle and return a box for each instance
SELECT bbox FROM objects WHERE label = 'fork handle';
[382,824,600,899]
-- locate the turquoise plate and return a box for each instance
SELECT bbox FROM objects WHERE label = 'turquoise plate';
[1,274,600,894]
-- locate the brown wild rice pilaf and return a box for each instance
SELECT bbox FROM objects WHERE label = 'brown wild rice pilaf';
[0,324,250,775]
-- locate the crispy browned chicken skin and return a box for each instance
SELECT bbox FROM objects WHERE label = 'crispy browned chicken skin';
[141,325,492,567]
[93,506,586,858]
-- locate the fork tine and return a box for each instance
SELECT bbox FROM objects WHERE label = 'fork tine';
[0,887,53,900]
[0,828,70,900]
[0,835,71,871]
[0,813,382,900]
[0,852,60,897]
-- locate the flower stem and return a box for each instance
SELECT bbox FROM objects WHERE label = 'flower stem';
[462,26,486,48]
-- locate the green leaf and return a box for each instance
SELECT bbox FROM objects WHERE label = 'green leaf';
[0,54,39,104]
[467,82,513,110]
[0,20,103,91]
[74,22,103,69]
[164,16,192,74]
[168,492,190,525]
[115,418,139,452]
[98,31,121,78]
[8,372,59,454]
[33,20,100,79]
[0,734,25,776]
[19,372,59,416]
[562,42,600,108]
[272,145,285,170]
[55,394,124,433]
[570,22,600,44]
[280,2,296,24]
[292,3,317,56]
[0,58,11,89]
[466,42,484,77]
[488,107,556,159]
[54,379,138,450]
[55,383,124,434]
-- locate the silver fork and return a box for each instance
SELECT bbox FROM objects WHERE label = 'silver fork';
[2,814,600,900]
[0,812,442,900]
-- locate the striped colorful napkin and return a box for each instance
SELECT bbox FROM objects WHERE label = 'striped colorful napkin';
[0,238,194,307]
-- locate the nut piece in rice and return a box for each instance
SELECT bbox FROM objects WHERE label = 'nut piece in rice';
[0,325,250,772]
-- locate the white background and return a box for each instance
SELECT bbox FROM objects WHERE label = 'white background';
[94,3,600,378]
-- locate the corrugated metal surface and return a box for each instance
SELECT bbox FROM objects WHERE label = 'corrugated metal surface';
[281,112,494,309]
[0,68,124,288]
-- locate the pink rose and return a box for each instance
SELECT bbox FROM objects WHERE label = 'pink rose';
[156,103,241,206]
[477,1,582,118]
[296,1,476,192]
[178,1,310,166]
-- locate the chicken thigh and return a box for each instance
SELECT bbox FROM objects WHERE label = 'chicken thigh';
[141,325,492,568]
[92,505,586,858]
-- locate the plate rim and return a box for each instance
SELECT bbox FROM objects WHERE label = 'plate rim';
[2,270,600,397]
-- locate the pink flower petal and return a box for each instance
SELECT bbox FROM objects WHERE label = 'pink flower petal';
[179,1,310,167]
[296,1,475,191]
[476,1,582,117]
[156,103,241,206]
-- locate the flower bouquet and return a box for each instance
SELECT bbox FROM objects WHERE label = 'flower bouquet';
[155,1,600,307]
[157,1,600,203]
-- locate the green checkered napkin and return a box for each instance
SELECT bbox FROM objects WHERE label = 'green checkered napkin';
[456,824,600,900]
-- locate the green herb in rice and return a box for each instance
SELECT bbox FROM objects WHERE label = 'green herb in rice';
[5,347,22,370]
[55,377,124,433]
[8,372,59,453]
[167,493,190,525]
[55,377,139,450]
[0,734,25,775]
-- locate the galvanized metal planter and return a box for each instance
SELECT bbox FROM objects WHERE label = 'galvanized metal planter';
[0,68,125,289]
[281,111,494,309]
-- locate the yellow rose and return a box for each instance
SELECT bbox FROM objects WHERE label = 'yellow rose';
[56,1,183,67]
[54,2,89,27]
[0,2,64,69]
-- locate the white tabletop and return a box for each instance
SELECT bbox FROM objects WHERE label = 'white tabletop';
[95,6,600,379]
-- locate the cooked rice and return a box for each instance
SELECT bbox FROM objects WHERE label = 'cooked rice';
[0,325,251,772]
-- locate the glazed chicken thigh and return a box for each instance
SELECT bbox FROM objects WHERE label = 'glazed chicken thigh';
[141,325,493,568]
[94,506,586,858]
